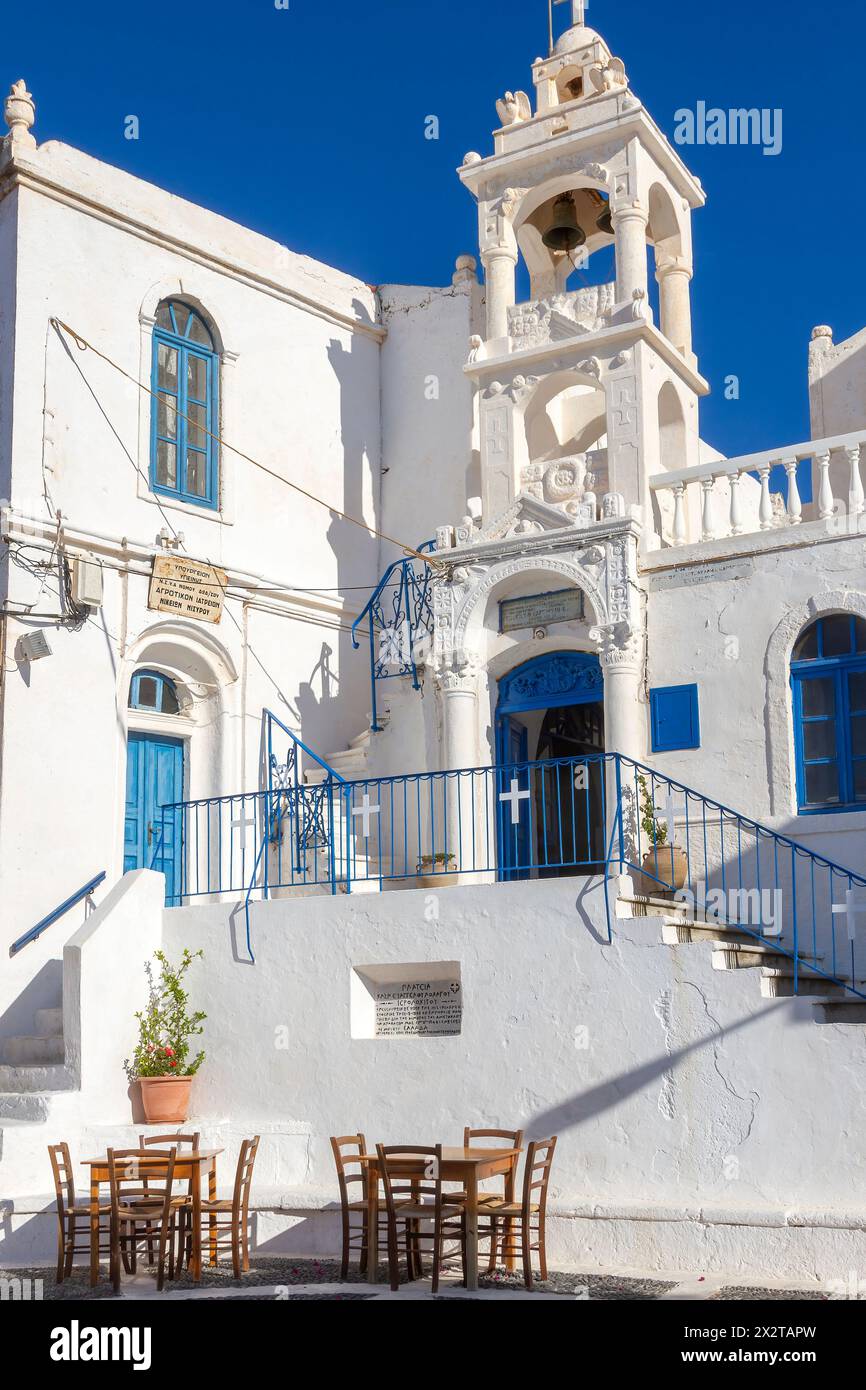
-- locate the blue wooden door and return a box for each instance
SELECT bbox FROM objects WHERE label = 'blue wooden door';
[496,717,531,881]
[125,733,184,903]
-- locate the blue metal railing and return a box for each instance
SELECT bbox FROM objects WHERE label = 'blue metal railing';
[154,752,866,999]
[9,871,107,957]
[351,542,436,733]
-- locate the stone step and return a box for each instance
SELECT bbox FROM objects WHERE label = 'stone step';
[1,1035,64,1066]
[34,1008,63,1038]
[712,944,824,975]
[815,999,866,1024]
[0,1064,74,1094]
[760,974,851,1001]
[620,894,690,919]
[662,920,765,947]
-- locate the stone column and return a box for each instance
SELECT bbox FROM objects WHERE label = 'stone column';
[437,658,483,882]
[613,202,649,306]
[482,247,518,341]
[656,255,694,359]
[591,622,645,877]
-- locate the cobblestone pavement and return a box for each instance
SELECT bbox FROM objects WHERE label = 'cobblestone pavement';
[1,1259,833,1301]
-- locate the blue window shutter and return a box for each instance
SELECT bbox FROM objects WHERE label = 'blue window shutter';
[650,685,701,752]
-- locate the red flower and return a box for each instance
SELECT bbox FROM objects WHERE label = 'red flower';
[164,1046,174,1056]
[169,1059,177,1068]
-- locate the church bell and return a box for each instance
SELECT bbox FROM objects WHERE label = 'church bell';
[542,193,586,253]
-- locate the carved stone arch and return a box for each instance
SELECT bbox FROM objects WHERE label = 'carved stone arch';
[122,617,239,713]
[452,555,609,657]
[765,589,866,815]
[647,181,684,259]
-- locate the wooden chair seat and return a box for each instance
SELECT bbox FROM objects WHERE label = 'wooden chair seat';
[68,1203,112,1216]
[479,1199,540,1217]
[346,1198,393,1213]
[390,1201,464,1221]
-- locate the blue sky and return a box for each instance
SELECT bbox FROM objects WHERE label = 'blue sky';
[5,0,863,458]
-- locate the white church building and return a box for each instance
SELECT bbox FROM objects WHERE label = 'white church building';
[3,4,866,1283]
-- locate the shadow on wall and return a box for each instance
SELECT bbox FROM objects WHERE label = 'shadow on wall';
[525,1003,780,1141]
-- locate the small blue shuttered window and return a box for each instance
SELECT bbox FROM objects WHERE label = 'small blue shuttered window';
[150,300,219,509]
[650,684,701,753]
[792,615,866,814]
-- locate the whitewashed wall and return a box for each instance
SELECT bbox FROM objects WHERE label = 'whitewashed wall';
[147,876,866,1281]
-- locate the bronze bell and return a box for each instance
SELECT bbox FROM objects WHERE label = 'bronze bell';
[596,200,614,236]
[542,193,586,253]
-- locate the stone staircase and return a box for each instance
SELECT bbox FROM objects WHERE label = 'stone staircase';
[623,890,866,1022]
[301,710,388,788]
[0,1006,74,1115]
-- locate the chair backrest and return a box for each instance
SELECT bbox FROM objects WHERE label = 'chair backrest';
[375,1144,444,1219]
[48,1142,75,1216]
[330,1134,369,1208]
[521,1137,557,1218]
[231,1136,260,1221]
[107,1147,178,1223]
[463,1127,524,1153]
[139,1131,200,1149]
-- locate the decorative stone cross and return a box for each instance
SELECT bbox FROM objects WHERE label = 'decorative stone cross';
[352,793,381,840]
[500,778,531,826]
[554,0,586,27]
[832,889,866,944]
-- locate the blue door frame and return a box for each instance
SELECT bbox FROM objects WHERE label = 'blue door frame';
[125,732,184,903]
[495,651,604,881]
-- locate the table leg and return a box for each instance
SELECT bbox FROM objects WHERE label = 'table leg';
[366,1169,379,1285]
[191,1159,202,1282]
[504,1160,517,1273]
[208,1160,218,1267]
[465,1170,479,1292]
[90,1175,100,1287]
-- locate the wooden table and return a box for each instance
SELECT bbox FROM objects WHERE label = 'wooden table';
[361,1147,520,1292]
[80,1149,223,1287]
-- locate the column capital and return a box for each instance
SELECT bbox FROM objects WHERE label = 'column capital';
[655,253,693,282]
[590,620,643,672]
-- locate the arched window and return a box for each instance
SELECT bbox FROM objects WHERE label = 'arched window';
[791,615,866,812]
[129,669,180,715]
[150,300,218,509]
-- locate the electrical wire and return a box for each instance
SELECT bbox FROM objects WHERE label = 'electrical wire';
[50,318,443,569]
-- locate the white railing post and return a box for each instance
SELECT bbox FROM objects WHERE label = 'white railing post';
[701,477,715,541]
[784,458,802,525]
[758,466,774,530]
[847,444,864,518]
[816,450,835,520]
[672,483,687,545]
[729,471,745,536]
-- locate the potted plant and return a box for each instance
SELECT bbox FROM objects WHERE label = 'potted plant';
[125,948,206,1124]
[636,775,688,894]
[417,852,457,889]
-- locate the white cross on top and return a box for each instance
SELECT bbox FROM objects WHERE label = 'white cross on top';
[351,793,380,840]
[500,778,531,826]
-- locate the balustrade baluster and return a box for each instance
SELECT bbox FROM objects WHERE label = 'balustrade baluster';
[847,444,864,517]
[729,471,745,536]
[816,450,835,520]
[758,466,774,530]
[700,477,715,541]
[784,458,802,525]
[672,483,687,545]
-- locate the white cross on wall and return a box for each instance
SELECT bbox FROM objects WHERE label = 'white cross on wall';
[661,789,678,843]
[832,889,866,944]
[499,778,531,826]
[351,794,380,840]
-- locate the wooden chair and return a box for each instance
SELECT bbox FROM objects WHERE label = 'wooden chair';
[48,1142,111,1283]
[107,1147,181,1292]
[178,1135,259,1278]
[376,1143,466,1294]
[134,1132,201,1261]
[330,1133,391,1279]
[479,1137,557,1289]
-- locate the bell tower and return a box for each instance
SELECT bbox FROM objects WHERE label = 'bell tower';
[458,0,708,542]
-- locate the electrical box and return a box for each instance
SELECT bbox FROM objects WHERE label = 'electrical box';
[72,557,104,608]
[19,631,52,663]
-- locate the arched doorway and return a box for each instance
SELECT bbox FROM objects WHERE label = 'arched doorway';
[495,651,605,880]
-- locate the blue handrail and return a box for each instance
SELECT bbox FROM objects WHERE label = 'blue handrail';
[154,750,866,998]
[9,871,107,957]
[351,542,436,732]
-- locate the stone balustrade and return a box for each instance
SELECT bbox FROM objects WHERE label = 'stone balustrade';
[650,429,866,548]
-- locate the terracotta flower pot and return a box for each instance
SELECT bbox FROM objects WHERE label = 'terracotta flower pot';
[640,845,688,895]
[139,1074,194,1124]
